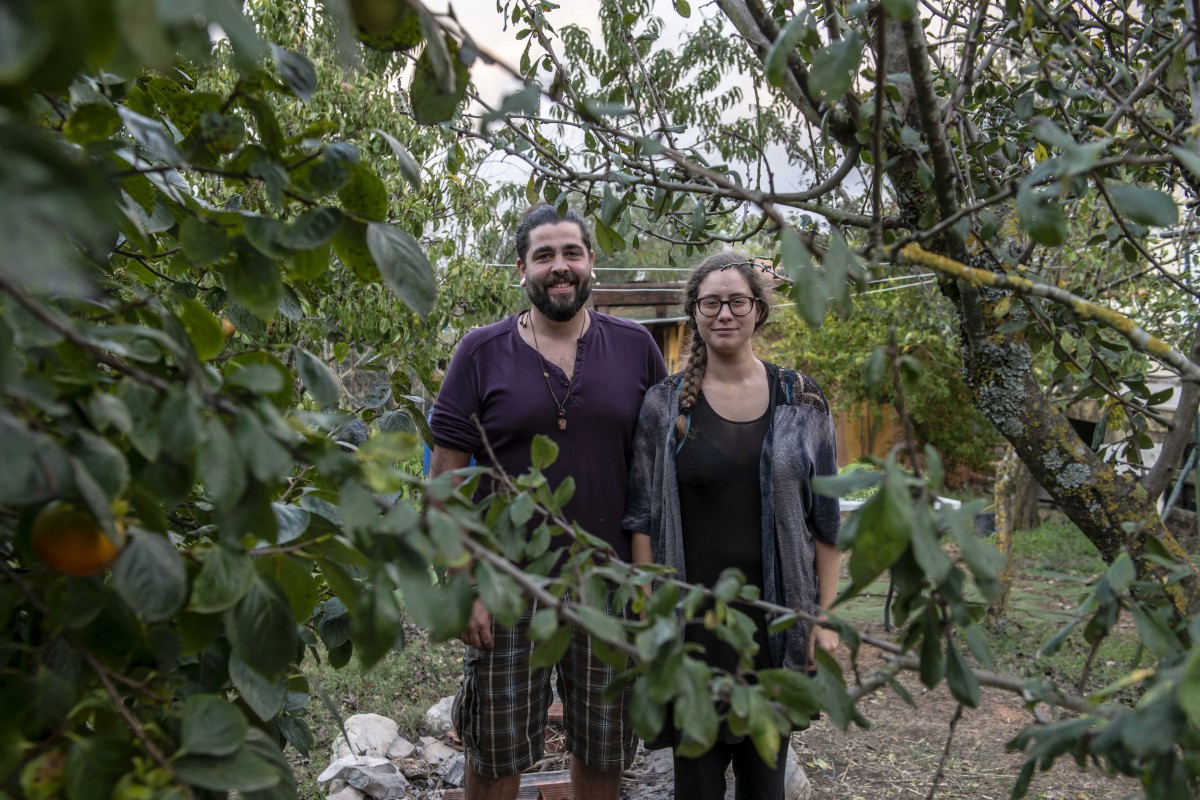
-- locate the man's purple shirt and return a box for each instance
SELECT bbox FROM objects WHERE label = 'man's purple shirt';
[430,310,668,563]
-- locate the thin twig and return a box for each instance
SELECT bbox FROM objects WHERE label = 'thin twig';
[926,703,964,800]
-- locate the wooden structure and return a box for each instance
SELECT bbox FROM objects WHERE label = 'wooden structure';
[591,276,902,465]
[589,281,687,372]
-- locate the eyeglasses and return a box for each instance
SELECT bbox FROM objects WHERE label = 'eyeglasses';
[695,295,758,317]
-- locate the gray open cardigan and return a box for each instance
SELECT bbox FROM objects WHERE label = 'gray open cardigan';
[621,362,840,671]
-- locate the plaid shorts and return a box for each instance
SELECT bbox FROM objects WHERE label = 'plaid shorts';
[451,596,637,777]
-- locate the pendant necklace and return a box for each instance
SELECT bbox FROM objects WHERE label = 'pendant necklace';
[528,310,586,432]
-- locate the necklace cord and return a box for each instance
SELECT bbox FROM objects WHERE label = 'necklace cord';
[527,310,587,432]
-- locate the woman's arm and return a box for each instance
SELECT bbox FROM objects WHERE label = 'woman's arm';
[811,540,841,658]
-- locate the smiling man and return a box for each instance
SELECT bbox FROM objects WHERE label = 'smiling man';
[428,204,667,800]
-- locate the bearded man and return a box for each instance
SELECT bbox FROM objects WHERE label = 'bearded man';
[429,204,667,800]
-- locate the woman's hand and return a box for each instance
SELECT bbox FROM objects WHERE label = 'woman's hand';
[812,625,840,657]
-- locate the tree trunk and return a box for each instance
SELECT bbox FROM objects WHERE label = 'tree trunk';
[1007,455,1041,532]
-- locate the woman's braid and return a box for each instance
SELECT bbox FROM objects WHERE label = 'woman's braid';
[675,333,708,444]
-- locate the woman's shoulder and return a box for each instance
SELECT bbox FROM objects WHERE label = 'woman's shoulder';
[767,363,831,416]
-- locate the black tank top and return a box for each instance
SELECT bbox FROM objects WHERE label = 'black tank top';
[677,392,773,675]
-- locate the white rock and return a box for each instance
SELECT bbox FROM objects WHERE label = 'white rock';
[318,755,359,785]
[385,735,415,760]
[423,695,455,732]
[783,745,812,800]
[332,714,401,760]
[419,740,458,766]
[345,764,409,800]
[318,756,393,789]
[327,787,365,800]
[643,748,674,775]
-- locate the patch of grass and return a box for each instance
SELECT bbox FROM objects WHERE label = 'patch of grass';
[1010,518,1107,574]
[989,519,1142,698]
[290,620,462,798]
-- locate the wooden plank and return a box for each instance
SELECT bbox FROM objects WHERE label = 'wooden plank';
[537,784,574,800]
[519,770,573,787]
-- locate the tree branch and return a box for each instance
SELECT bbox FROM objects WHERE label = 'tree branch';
[897,244,1200,382]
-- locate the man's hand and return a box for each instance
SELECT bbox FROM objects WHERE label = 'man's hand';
[460,598,494,650]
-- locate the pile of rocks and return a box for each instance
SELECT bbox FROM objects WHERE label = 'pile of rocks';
[315,701,812,800]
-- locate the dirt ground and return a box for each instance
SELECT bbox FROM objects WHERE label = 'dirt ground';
[790,626,1142,800]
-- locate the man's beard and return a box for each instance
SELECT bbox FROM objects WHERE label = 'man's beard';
[527,274,592,322]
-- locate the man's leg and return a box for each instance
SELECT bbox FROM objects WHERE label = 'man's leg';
[464,770,520,800]
[570,755,622,800]
[558,593,638,799]
[453,608,553,800]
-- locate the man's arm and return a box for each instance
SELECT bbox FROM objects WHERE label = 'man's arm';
[428,445,494,650]
[428,444,471,479]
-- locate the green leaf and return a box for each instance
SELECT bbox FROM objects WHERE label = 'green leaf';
[116,106,184,166]
[338,162,388,221]
[198,417,246,507]
[765,13,813,87]
[225,576,299,679]
[398,568,473,641]
[529,624,572,669]
[1106,184,1178,228]
[1016,187,1067,246]
[295,347,342,408]
[229,651,287,722]
[863,347,887,397]
[68,430,129,501]
[64,103,120,145]
[190,545,255,614]
[944,642,981,707]
[847,466,912,587]
[179,217,229,265]
[112,528,187,623]
[1106,552,1135,595]
[530,434,559,470]
[174,748,281,793]
[366,222,436,317]
[180,694,249,757]
[279,207,340,250]
[65,736,133,800]
[575,604,623,643]
[257,554,320,622]
[177,297,225,361]
[1178,645,1200,729]
[410,35,470,125]
[332,219,380,282]
[810,31,864,104]
[372,129,423,189]
[271,45,317,101]
[1129,605,1180,657]
[781,228,825,328]
[353,580,403,669]
[1170,145,1200,183]
[919,609,945,688]
[221,248,283,321]
[226,351,293,408]
[474,562,525,628]
[881,0,918,20]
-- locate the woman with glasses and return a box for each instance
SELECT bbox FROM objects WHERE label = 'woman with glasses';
[623,250,841,800]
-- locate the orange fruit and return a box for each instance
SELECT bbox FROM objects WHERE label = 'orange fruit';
[31,502,126,577]
[220,316,236,338]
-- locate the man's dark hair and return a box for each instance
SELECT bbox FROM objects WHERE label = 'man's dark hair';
[515,203,592,261]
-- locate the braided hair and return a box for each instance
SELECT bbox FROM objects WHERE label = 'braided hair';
[674,251,772,444]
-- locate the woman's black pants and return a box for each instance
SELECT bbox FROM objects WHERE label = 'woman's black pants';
[673,738,788,800]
